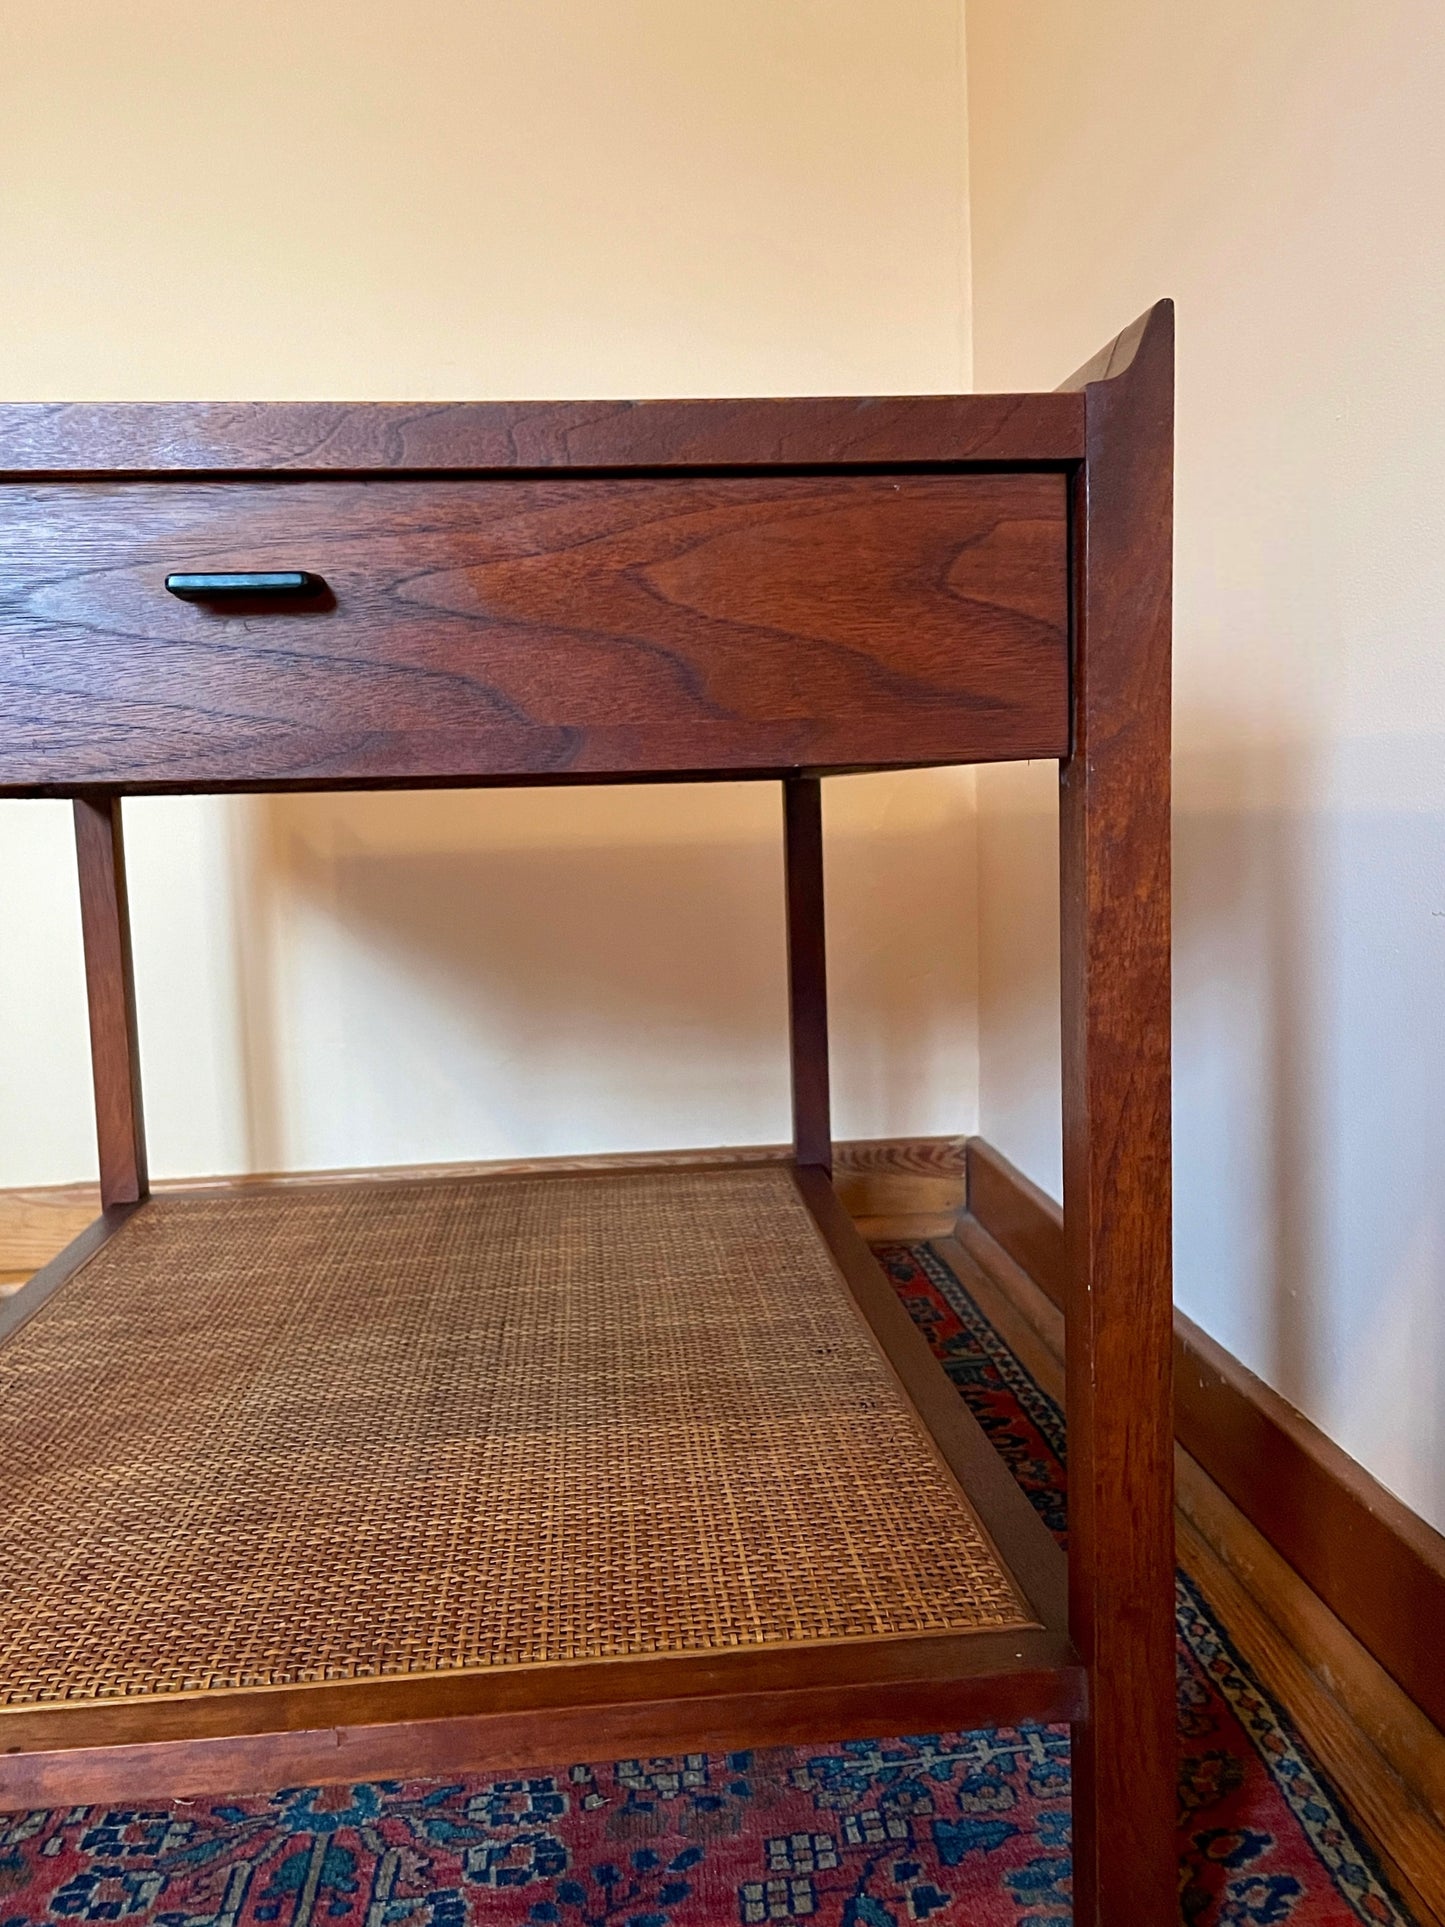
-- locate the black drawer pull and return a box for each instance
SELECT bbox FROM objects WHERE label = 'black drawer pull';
[165,571,328,601]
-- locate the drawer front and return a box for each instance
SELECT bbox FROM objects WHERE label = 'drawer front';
[0,473,1068,792]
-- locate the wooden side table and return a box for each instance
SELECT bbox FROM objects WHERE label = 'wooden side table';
[0,302,1174,1925]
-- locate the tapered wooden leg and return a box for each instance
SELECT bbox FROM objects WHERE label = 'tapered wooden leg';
[1059,303,1176,1925]
[782,775,831,1173]
[74,793,148,1206]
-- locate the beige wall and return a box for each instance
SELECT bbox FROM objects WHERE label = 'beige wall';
[9,0,1441,1541]
[0,1,978,1184]
[967,0,1445,1528]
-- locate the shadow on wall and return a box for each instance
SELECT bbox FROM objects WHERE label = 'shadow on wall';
[1178,729,1445,1530]
[976,732,1445,1525]
[225,777,976,1182]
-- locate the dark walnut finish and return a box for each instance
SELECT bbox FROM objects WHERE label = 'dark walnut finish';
[0,392,1084,476]
[0,473,1067,793]
[1058,302,1177,1927]
[1,315,1174,1926]
[783,776,832,1172]
[0,1654,1086,1813]
[72,796,147,1206]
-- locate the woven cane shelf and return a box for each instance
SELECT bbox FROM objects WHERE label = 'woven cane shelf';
[0,1156,1086,1803]
[0,1162,1077,1798]
[1,1167,1029,1706]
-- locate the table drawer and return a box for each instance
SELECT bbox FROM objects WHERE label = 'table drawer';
[0,473,1068,792]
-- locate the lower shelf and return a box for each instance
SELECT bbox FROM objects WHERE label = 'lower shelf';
[0,1162,1078,1806]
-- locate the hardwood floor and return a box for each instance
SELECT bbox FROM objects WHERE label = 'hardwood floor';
[936,1222,1445,1927]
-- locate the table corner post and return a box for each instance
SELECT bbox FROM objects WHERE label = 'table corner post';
[1058,299,1176,1926]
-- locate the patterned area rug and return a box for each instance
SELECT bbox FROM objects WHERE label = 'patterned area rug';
[0,1242,1412,1926]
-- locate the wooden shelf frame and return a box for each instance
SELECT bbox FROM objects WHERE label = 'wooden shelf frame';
[0,303,1174,1926]
[0,1161,1079,1807]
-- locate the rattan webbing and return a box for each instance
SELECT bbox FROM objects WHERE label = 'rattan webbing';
[0,1169,1028,1706]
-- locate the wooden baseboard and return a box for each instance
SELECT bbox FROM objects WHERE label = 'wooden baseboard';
[962,1136,1445,1741]
[829,1137,967,1240]
[943,1214,1445,1918]
[0,1136,966,1288]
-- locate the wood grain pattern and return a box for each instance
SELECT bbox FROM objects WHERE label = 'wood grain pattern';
[0,1618,1078,1765]
[0,393,1085,477]
[0,1184,101,1273]
[73,796,147,1206]
[0,474,1068,793]
[1176,1505,1445,1927]
[1176,1460,1445,1848]
[1175,1309,1445,1738]
[1057,302,1177,1927]
[0,1650,1086,1812]
[837,1135,967,1241]
[783,777,832,1172]
[0,1618,1083,1763]
[964,1138,1067,1302]
[964,1132,1445,1740]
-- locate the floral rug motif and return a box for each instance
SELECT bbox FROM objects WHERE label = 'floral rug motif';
[0,1242,1412,1925]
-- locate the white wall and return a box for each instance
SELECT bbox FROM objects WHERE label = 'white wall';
[0,1,979,1185]
[967,0,1445,1528]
